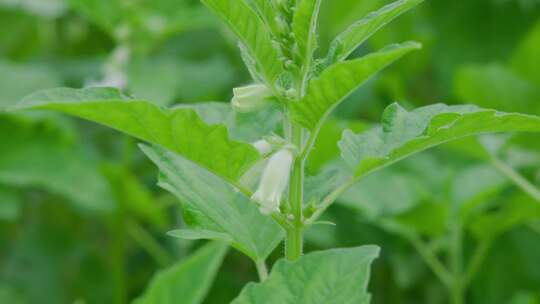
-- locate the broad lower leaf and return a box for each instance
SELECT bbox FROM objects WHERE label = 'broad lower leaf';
[0,114,114,212]
[200,0,283,84]
[134,242,228,304]
[340,103,540,178]
[14,87,260,182]
[232,246,380,304]
[326,0,424,63]
[291,42,420,130]
[293,0,322,64]
[141,145,283,261]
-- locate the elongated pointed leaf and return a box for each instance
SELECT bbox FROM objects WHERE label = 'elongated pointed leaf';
[134,242,228,304]
[141,145,283,261]
[293,0,322,63]
[232,246,380,304]
[14,87,260,182]
[291,42,420,130]
[327,0,424,63]
[340,103,540,178]
[200,0,283,84]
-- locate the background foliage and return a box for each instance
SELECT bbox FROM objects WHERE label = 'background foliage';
[0,0,539,303]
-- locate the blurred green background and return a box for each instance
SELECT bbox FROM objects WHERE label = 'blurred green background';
[0,0,539,303]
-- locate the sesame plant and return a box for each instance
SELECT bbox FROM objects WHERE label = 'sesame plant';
[12,0,540,303]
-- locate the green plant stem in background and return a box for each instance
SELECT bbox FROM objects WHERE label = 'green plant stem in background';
[108,215,128,304]
[286,125,305,262]
[126,220,173,267]
[464,241,492,286]
[407,234,452,288]
[450,219,465,304]
[490,156,540,203]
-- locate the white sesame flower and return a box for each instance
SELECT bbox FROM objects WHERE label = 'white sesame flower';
[231,84,273,113]
[251,147,294,215]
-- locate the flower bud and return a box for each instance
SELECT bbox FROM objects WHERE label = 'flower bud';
[251,147,294,215]
[231,84,273,113]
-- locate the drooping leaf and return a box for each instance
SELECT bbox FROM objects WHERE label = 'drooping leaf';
[0,186,19,221]
[141,145,283,261]
[232,246,380,304]
[293,0,322,64]
[0,61,61,108]
[14,87,260,182]
[133,242,227,304]
[454,64,540,115]
[326,0,425,63]
[200,0,283,84]
[510,20,540,87]
[0,114,114,212]
[469,194,540,241]
[291,42,420,130]
[339,103,540,178]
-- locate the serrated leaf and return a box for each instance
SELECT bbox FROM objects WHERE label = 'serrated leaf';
[293,0,322,63]
[326,0,424,63]
[133,242,228,304]
[232,246,380,304]
[141,145,283,261]
[200,0,283,84]
[14,87,260,182]
[340,103,540,178]
[291,42,420,130]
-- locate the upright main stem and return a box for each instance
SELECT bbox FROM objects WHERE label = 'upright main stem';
[286,125,304,261]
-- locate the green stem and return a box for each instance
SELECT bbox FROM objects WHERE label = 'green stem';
[108,215,127,304]
[126,220,173,267]
[464,241,491,286]
[450,218,465,304]
[255,260,269,281]
[407,234,452,288]
[490,156,540,203]
[285,125,304,261]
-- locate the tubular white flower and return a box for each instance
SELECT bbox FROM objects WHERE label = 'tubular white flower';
[251,147,294,215]
[231,84,273,113]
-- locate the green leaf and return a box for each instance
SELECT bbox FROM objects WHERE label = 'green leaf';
[291,42,420,130]
[293,0,322,64]
[340,103,540,178]
[244,0,278,36]
[133,242,228,304]
[14,87,260,182]
[141,145,283,261]
[0,114,114,212]
[326,0,424,63]
[231,246,380,304]
[200,0,283,84]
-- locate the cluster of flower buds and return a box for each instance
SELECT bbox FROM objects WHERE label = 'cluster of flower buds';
[271,0,302,80]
